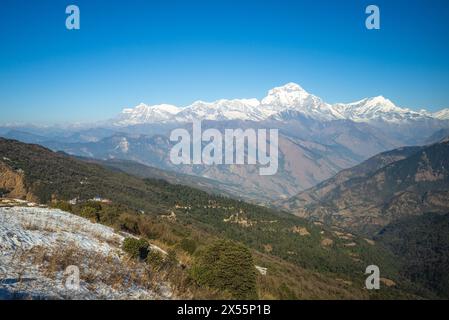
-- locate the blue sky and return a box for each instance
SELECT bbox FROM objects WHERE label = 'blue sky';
[1,0,449,124]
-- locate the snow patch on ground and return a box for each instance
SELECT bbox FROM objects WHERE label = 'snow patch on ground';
[0,206,172,300]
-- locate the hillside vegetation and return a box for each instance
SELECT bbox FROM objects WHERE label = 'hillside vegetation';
[376,213,449,298]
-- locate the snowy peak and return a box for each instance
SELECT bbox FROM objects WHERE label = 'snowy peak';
[122,103,180,116]
[115,103,181,125]
[265,82,309,96]
[333,96,429,123]
[262,83,344,121]
[359,96,397,110]
[176,98,266,121]
[434,108,449,120]
[261,82,312,109]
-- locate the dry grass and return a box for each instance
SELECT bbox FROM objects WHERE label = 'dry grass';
[15,243,166,296]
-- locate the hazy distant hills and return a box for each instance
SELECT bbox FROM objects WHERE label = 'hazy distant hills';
[12,119,398,202]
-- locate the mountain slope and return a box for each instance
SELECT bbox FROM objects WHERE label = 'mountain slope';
[0,137,177,214]
[283,139,449,236]
[83,157,242,199]
[425,128,449,144]
[375,213,449,299]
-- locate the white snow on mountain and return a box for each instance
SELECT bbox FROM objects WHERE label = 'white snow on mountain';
[175,98,268,122]
[333,96,431,123]
[261,83,344,121]
[112,83,448,125]
[115,103,181,126]
[433,108,449,120]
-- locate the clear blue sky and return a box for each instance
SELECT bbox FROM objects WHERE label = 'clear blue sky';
[1,0,449,124]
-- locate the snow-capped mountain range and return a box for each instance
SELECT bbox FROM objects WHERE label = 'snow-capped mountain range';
[112,83,449,126]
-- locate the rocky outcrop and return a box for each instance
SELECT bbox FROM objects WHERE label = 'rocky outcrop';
[0,160,35,201]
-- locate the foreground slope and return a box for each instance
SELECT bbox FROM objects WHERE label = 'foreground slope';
[0,203,172,299]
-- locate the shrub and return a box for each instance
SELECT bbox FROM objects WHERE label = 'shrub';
[51,200,72,213]
[146,249,165,271]
[80,206,99,221]
[122,237,149,260]
[278,283,298,300]
[191,239,257,299]
[85,201,102,212]
[0,188,8,197]
[137,218,158,239]
[118,213,140,234]
[180,238,197,255]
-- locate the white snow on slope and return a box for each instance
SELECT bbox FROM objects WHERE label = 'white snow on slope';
[0,206,172,300]
[262,83,344,121]
[333,96,430,123]
[115,103,181,126]
[175,98,269,122]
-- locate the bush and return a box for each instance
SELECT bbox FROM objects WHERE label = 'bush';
[85,201,102,211]
[137,218,159,239]
[118,213,140,234]
[122,237,149,260]
[80,206,99,221]
[146,249,165,271]
[278,283,298,300]
[51,200,72,213]
[191,239,257,299]
[180,238,197,255]
[0,188,8,197]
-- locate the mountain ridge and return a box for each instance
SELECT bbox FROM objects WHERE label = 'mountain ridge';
[112,83,449,125]
[282,138,449,236]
